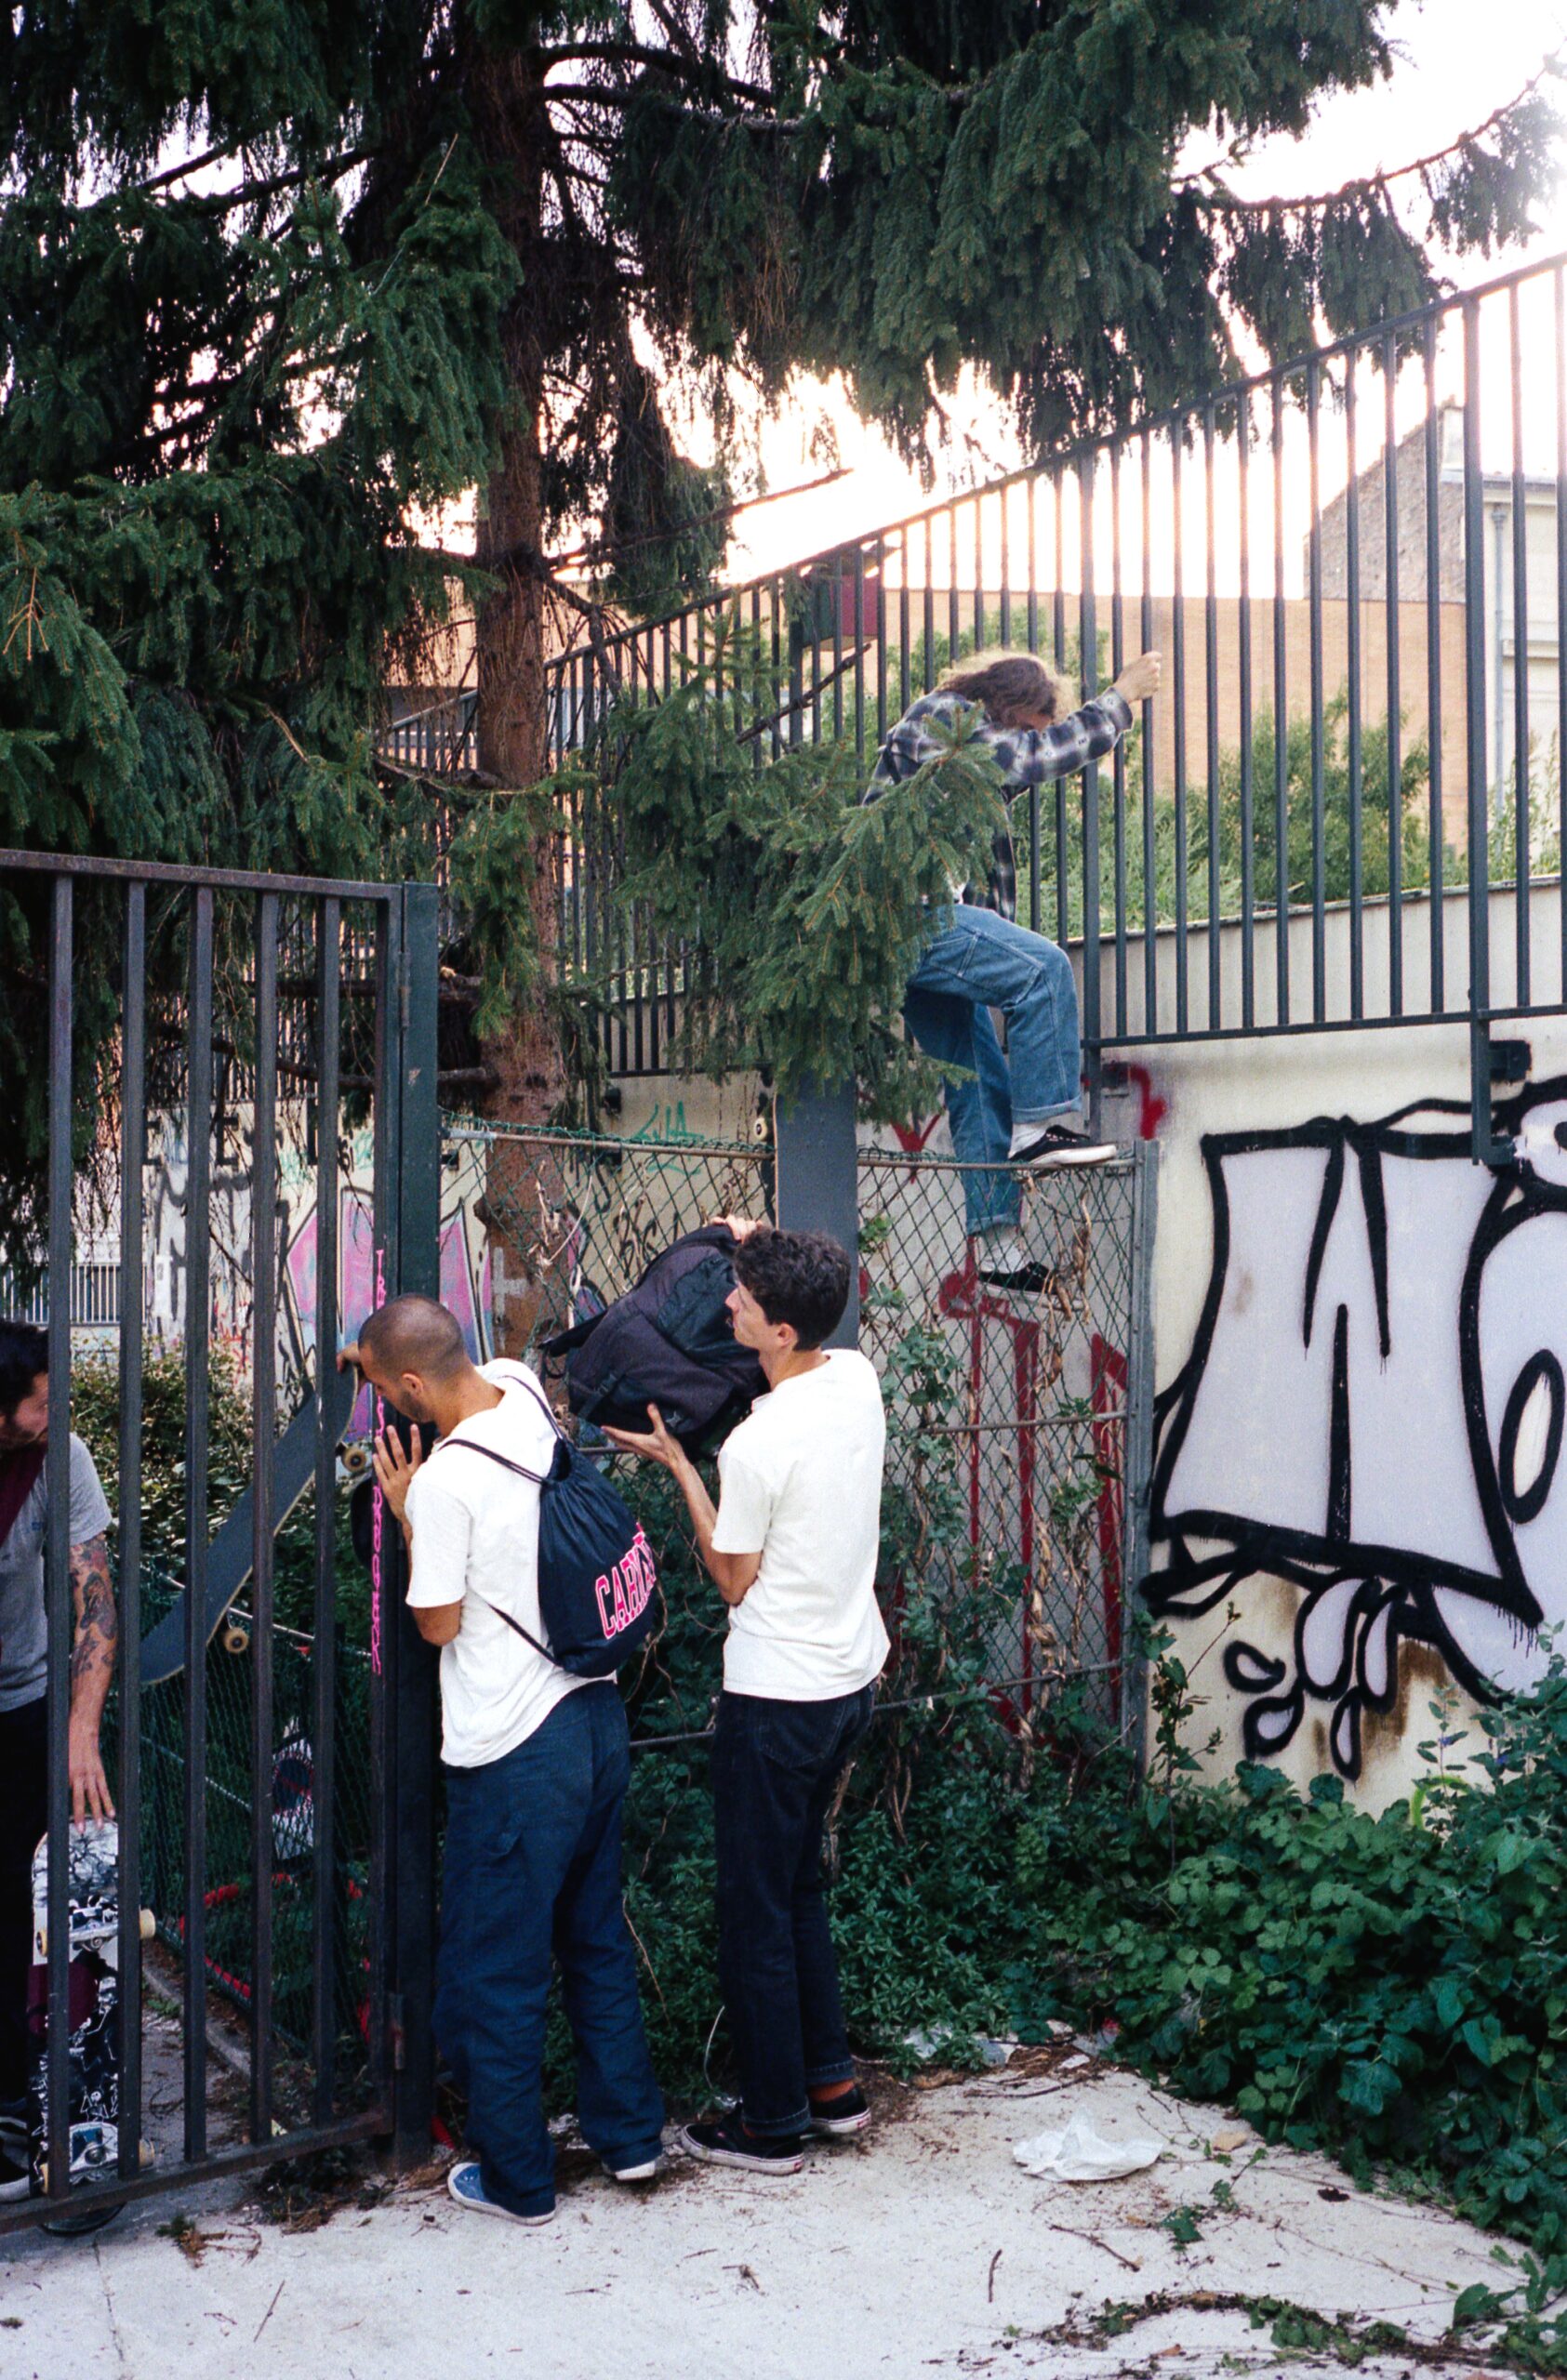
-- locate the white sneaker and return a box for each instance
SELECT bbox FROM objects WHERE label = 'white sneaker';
[446,2160,556,2225]
[604,2154,665,2183]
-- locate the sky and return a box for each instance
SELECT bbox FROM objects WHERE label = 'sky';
[715,0,1567,582]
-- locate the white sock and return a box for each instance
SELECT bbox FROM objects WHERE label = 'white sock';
[981,1229,1025,1267]
[1008,1119,1050,1157]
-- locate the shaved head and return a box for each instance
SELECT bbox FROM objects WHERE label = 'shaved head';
[359,1295,466,1386]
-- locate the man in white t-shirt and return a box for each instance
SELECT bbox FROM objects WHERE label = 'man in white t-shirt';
[342,1295,663,2228]
[605,1226,886,2175]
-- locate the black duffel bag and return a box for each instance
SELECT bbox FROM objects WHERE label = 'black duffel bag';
[544,1223,765,1453]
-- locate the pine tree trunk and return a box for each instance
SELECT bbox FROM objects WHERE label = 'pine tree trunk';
[472,50,564,1129]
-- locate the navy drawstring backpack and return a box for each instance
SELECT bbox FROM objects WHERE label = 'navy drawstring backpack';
[432,1372,657,1679]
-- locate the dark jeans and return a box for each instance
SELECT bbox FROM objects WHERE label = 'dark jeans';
[712,1685,875,2137]
[433,1684,664,2219]
[0,1697,47,2108]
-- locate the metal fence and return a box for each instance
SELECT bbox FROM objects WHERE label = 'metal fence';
[458,1120,1154,1730]
[531,249,1567,1159]
[0,850,443,2235]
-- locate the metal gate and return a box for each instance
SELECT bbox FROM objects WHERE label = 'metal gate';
[0,853,442,2234]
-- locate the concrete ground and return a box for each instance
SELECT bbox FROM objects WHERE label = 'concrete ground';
[0,2043,1532,2380]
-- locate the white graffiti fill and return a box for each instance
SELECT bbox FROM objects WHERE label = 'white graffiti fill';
[1147,1086,1567,1779]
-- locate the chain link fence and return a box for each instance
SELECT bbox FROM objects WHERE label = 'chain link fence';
[456,1120,1154,1733]
[858,1142,1153,1726]
[135,1563,377,2107]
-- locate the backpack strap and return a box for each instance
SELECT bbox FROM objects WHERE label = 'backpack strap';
[429,1415,559,1667]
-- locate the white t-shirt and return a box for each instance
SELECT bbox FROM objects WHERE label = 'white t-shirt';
[710,1349,889,1701]
[404,1359,585,1767]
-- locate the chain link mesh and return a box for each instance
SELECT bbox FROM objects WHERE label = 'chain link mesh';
[457,1121,1142,1723]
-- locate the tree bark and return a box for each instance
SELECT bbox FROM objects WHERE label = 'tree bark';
[471,44,564,1130]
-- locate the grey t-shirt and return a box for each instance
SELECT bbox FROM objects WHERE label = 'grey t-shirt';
[0,1435,112,1712]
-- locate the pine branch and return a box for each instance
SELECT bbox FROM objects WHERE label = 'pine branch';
[1186,52,1562,216]
[537,40,775,107]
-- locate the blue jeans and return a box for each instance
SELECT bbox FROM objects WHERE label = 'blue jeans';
[434,1685,664,2217]
[903,904,1082,1236]
[712,1686,874,2137]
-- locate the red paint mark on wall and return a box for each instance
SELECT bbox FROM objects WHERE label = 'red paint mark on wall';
[1122,1063,1167,1140]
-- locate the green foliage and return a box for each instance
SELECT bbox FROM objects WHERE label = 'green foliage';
[596,622,1009,1117]
[71,1347,364,1638]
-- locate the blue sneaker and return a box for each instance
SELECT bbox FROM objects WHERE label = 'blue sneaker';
[446,2161,555,2227]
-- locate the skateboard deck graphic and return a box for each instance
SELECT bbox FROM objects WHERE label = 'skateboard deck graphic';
[27,1819,153,2202]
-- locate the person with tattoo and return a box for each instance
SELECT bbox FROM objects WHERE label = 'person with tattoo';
[0,1318,115,2199]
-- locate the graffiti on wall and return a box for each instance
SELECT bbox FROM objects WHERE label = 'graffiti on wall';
[1147,1082,1567,1778]
[141,1116,492,1421]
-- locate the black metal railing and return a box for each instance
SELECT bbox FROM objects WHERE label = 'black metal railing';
[529,249,1567,1157]
[0,851,442,2234]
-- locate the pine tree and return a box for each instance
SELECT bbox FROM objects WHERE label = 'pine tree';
[2,2,1560,1178]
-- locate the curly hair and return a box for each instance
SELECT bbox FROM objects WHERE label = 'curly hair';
[938,648,1078,729]
[733,1229,851,1351]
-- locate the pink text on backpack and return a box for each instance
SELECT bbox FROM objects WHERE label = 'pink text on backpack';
[594,1526,657,1640]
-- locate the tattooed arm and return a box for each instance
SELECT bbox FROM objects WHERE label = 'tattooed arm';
[68,1533,117,1822]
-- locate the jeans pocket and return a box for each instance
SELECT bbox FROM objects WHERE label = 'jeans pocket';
[755,1699,849,1777]
[446,1760,530,1865]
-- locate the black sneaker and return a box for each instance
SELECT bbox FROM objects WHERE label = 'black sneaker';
[976,1259,1054,1294]
[806,2084,871,2139]
[1011,1124,1118,1170]
[677,2110,803,2175]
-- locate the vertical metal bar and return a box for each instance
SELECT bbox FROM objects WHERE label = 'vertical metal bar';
[248,896,279,2144]
[1238,390,1255,1029]
[948,502,960,668]
[1203,403,1221,1027]
[1385,333,1404,1018]
[852,545,866,763]
[1511,282,1532,1007]
[1172,427,1189,1033]
[808,568,822,746]
[1464,299,1500,1159]
[44,877,73,2202]
[116,884,146,2182]
[1273,374,1291,1025]
[1426,319,1446,1012]
[875,539,889,750]
[311,898,340,2126]
[182,886,214,2162]
[974,496,986,653]
[1141,431,1158,1033]
[1346,350,1365,1019]
[1308,358,1327,1020]
[898,536,911,721]
[1053,472,1066,666]
[999,484,1013,647]
[1080,454,1101,1121]
[1558,265,1567,1000]
[392,883,442,2160]
[1054,469,1069,951]
[922,516,935,690]
[1110,441,1128,1038]
[366,899,400,2109]
[830,549,844,741]
[1027,476,1039,653]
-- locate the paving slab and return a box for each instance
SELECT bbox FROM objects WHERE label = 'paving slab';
[0,2053,1527,2380]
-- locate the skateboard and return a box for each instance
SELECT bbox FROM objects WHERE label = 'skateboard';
[26,1819,154,2212]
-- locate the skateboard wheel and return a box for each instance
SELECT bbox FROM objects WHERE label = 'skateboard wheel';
[221,1622,251,1657]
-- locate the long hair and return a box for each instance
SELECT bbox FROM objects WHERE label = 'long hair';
[938,648,1077,729]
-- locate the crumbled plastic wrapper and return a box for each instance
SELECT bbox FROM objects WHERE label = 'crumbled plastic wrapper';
[1013,2114,1162,2182]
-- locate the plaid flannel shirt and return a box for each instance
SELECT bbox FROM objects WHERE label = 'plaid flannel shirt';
[863,687,1135,921]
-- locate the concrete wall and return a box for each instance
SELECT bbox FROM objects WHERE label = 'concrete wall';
[1092,889,1567,1813]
